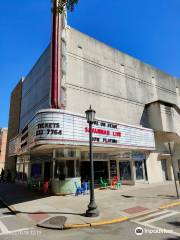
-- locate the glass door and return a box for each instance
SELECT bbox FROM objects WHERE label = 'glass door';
[161,159,168,181]
[119,161,132,180]
[135,161,144,181]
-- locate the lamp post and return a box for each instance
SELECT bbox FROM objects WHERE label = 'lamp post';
[85,106,99,217]
[164,142,179,199]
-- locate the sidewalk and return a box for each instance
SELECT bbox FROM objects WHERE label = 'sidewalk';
[0,181,179,228]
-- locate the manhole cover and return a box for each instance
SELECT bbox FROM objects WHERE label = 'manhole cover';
[37,216,67,230]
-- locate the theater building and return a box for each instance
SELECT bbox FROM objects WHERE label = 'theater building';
[6,5,180,194]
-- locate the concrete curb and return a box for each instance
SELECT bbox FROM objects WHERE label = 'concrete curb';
[61,200,180,230]
[159,200,180,209]
[64,217,129,229]
[0,197,17,214]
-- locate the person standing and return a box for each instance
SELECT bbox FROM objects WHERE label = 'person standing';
[6,169,12,183]
[0,168,4,183]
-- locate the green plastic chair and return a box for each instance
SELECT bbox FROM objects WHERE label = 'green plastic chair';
[116,176,122,189]
[99,177,108,188]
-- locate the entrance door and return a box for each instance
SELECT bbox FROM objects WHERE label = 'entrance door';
[44,162,51,181]
[135,161,144,181]
[119,161,131,180]
[161,160,168,181]
[94,161,108,181]
[80,161,90,181]
[80,161,108,182]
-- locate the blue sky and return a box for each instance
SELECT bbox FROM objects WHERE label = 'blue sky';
[0,0,180,127]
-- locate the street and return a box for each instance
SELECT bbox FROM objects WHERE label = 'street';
[0,201,179,240]
[0,201,36,239]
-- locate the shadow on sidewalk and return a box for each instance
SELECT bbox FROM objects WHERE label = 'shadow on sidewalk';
[3,210,84,216]
[164,238,180,240]
[157,194,178,198]
[121,194,177,200]
[0,182,52,208]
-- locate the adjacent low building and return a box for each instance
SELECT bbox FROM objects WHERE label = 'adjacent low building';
[0,128,8,172]
[6,10,180,194]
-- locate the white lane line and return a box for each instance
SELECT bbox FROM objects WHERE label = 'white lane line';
[0,227,35,236]
[0,220,9,234]
[135,210,170,222]
[145,212,179,224]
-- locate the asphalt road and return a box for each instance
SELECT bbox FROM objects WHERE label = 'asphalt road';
[0,201,36,239]
[0,203,179,240]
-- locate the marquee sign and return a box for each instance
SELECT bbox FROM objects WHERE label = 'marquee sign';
[9,109,155,156]
[30,110,155,149]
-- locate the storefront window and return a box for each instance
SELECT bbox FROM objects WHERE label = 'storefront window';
[66,160,74,178]
[31,163,42,179]
[110,160,117,178]
[68,150,76,157]
[75,160,80,177]
[81,152,86,161]
[135,161,144,180]
[119,161,131,180]
[56,149,65,158]
[55,161,66,180]
[54,160,75,179]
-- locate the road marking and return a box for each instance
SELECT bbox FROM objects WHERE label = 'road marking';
[0,220,9,234]
[144,211,179,224]
[132,209,180,238]
[135,210,170,222]
[133,209,179,223]
[0,227,35,236]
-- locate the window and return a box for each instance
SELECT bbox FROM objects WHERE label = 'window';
[55,161,66,179]
[31,163,42,179]
[75,160,80,177]
[135,161,144,180]
[54,160,75,179]
[68,150,76,157]
[119,161,131,180]
[56,149,65,158]
[66,160,74,178]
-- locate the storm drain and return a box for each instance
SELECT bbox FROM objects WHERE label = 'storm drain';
[37,216,67,230]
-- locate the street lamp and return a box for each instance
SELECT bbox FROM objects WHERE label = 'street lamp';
[164,142,179,199]
[85,105,99,217]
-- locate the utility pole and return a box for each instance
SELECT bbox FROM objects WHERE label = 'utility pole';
[168,143,179,199]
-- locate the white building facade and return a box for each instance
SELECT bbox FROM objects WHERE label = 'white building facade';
[8,15,180,194]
